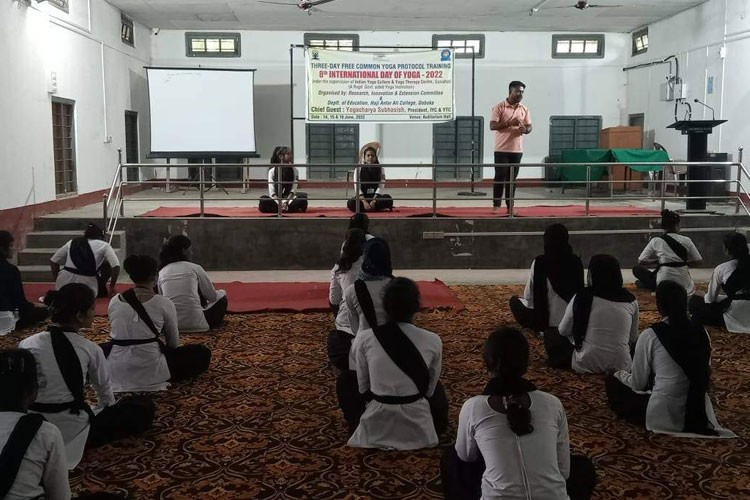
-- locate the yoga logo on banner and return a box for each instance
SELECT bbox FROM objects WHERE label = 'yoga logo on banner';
[306,49,455,123]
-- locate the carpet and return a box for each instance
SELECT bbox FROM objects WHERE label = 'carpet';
[22,279,464,316]
[2,285,748,499]
[139,205,661,219]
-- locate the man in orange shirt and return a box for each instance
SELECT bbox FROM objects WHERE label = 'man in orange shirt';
[489,81,532,213]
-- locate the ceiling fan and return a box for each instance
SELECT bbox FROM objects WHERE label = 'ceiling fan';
[529,0,622,15]
[258,0,337,15]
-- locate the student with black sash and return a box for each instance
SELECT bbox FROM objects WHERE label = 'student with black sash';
[348,277,448,449]
[509,223,584,333]
[19,284,155,469]
[50,223,120,299]
[347,142,394,213]
[106,255,211,393]
[0,231,49,332]
[336,238,393,432]
[633,209,702,294]
[0,348,70,500]
[442,327,597,500]
[258,146,308,214]
[606,280,735,437]
[158,235,228,332]
[328,229,367,370]
[689,232,750,333]
[547,255,639,373]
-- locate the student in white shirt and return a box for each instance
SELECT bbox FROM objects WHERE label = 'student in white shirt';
[607,280,735,438]
[106,255,211,393]
[49,223,120,299]
[328,229,367,370]
[20,284,155,469]
[442,327,596,500]
[632,209,703,294]
[258,146,308,214]
[336,237,393,433]
[158,235,227,332]
[547,255,639,374]
[510,223,584,333]
[348,277,448,449]
[347,142,394,213]
[0,348,70,500]
[689,232,750,333]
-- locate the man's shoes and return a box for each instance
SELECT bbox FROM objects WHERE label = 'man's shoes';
[491,206,500,213]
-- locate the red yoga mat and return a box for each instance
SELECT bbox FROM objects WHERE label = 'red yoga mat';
[139,205,660,219]
[23,279,464,316]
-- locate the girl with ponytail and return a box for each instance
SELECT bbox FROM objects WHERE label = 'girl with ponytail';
[689,232,750,332]
[442,327,596,500]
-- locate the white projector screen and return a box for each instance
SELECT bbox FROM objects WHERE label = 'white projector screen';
[147,67,257,157]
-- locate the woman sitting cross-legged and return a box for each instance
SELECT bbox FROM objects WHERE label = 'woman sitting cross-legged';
[347,142,394,213]
[347,277,448,449]
[606,280,735,437]
[19,284,155,469]
[441,327,596,500]
[689,232,750,333]
[158,235,227,332]
[328,229,367,371]
[545,254,639,374]
[0,348,70,500]
[106,255,211,393]
[509,223,584,334]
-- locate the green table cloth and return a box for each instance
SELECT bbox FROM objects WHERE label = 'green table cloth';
[559,148,667,182]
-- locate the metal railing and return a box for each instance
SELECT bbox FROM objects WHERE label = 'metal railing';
[103,155,749,237]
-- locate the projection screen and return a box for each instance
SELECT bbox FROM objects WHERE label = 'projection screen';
[146,67,257,157]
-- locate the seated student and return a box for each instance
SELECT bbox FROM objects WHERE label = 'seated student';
[328,229,367,370]
[158,235,227,332]
[107,255,211,393]
[509,223,584,333]
[336,237,393,431]
[258,146,308,214]
[442,327,596,500]
[0,348,70,500]
[348,277,448,449]
[689,232,750,333]
[19,284,155,469]
[606,280,735,437]
[0,231,49,332]
[347,142,394,213]
[633,209,702,294]
[546,255,639,374]
[50,223,120,299]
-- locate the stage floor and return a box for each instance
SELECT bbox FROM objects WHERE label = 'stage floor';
[48,185,739,219]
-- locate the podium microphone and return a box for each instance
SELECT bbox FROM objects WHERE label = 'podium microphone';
[693,98,716,120]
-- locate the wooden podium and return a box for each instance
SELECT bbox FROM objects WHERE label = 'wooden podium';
[600,126,643,190]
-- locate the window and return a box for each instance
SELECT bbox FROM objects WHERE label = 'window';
[548,115,602,161]
[121,15,135,47]
[632,28,648,56]
[433,117,483,180]
[306,124,359,179]
[432,35,485,59]
[552,34,604,59]
[52,99,77,196]
[304,34,359,51]
[186,33,241,57]
[47,0,69,13]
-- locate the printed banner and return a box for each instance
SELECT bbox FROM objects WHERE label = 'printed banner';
[306,48,455,122]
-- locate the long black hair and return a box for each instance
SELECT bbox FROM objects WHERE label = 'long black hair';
[383,277,421,323]
[48,283,96,325]
[723,232,750,294]
[83,223,105,240]
[0,349,39,412]
[124,255,159,284]
[484,327,534,436]
[348,213,370,233]
[360,238,393,278]
[337,229,366,273]
[361,146,380,164]
[661,209,681,232]
[271,146,291,164]
[656,280,691,334]
[159,235,192,269]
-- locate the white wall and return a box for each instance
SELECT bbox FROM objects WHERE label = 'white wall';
[151,31,630,180]
[0,0,151,211]
[625,0,749,172]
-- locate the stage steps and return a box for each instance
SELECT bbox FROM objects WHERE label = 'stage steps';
[19,228,126,282]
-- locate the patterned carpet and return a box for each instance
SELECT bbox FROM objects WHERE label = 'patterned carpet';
[2,285,749,499]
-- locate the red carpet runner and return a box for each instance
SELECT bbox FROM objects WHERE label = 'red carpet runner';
[24,279,464,316]
[139,205,660,218]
